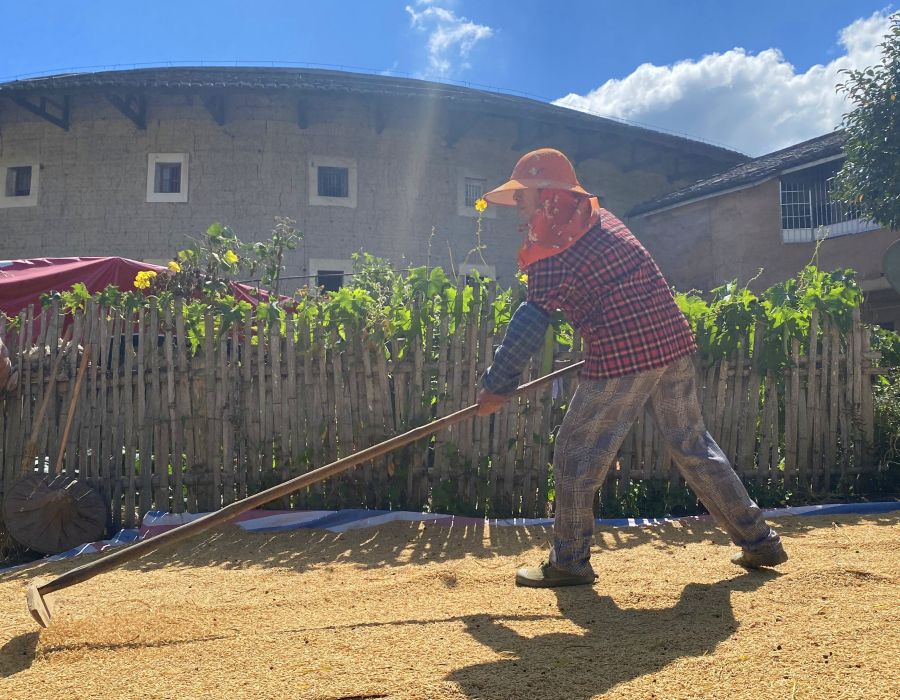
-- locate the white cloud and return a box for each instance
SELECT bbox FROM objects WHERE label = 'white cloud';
[406,2,493,77]
[553,10,894,156]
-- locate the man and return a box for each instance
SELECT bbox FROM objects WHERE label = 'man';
[476,148,787,588]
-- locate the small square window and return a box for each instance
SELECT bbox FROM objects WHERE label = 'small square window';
[317,167,349,198]
[5,166,32,197]
[458,173,495,218]
[146,153,189,203]
[309,157,357,208]
[464,177,485,207]
[309,258,353,292]
[0,162,39,208]
[154,163,181,194]
[316,270,345,292]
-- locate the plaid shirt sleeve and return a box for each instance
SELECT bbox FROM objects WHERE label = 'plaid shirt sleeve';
[525,255,571,313]
[480,301,549,395]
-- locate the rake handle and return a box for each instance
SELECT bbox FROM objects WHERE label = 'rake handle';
[53,345,91,477]
[37,360,584,597]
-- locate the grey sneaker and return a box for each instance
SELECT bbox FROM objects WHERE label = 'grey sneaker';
[515,560,598,588]
[731,546,789,569]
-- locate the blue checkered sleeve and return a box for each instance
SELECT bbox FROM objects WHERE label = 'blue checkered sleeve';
[480,302,550,395]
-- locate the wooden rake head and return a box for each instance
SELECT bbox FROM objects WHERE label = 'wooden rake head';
[27,580,52,628]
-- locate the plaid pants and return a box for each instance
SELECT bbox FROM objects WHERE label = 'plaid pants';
[551,355,782,576]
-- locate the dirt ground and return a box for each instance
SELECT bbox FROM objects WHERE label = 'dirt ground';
[1,513,898,700]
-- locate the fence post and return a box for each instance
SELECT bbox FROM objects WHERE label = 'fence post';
[850,309,865,472]
[860,321,877,469]
[737,323,763,479]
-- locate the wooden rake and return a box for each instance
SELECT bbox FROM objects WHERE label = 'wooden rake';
[26,360,584,627]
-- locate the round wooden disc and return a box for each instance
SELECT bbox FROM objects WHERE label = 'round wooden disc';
[2,475,107,554]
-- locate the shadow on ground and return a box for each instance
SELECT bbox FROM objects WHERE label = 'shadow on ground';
[2,513,895,583]
[448,571,778,700]
[0,631,38,678]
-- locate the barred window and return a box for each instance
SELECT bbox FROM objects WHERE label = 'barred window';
[1,163,39,208]
[780,160,879,243]
[309,158,356,208]
[317,166,349,198]
[154,163,181,194]
[146,153,188,202]
[5,166,32,197]
[464,177,486,207]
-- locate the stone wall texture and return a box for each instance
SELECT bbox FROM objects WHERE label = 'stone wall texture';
[0,85,740,290]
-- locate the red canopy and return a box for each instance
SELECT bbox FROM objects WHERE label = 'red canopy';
[0,257,276,319]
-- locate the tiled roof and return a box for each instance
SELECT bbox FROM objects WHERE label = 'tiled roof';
[630,131,847,216]
[0,67,744,159]
[0,66,500,97]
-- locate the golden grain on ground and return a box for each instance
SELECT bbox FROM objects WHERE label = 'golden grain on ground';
[1,514,898,700]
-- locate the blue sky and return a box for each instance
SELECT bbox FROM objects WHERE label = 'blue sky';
[1,1,895,154]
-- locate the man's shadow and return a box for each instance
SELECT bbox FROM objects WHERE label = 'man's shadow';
[449,571,776,700]
[0,631,39,678]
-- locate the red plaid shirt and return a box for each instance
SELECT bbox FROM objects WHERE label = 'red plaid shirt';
[527,208,696,379]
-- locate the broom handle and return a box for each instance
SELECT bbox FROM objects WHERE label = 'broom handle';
[53,346,91,477]
[37,360,584,597]
[20,328,74,477]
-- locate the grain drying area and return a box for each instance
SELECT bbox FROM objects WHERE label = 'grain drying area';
[1,513,898,700]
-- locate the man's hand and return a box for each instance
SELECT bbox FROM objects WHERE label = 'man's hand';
[476,388,508,416]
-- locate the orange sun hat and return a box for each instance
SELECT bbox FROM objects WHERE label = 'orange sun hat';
[483,148,593,206]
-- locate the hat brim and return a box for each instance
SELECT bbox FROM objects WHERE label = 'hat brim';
[483,178,592,206]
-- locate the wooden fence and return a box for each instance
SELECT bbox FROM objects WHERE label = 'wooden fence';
[0,296,879,529]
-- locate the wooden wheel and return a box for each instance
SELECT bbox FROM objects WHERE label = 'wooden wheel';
[2,474,107,554]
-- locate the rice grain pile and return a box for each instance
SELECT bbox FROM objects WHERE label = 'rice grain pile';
[1,513,898,699]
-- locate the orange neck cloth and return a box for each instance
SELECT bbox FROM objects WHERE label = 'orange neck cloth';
[517,190,602,269]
